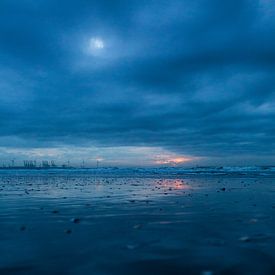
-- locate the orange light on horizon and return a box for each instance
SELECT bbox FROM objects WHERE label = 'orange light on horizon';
[171,157,191,164]
[155,156,192,165]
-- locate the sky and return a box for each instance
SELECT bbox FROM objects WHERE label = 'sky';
[0,0,275,167]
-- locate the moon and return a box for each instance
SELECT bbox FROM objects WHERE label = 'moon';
[89,37,104,50]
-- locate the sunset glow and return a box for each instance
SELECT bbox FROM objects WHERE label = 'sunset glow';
[155,156,192,166]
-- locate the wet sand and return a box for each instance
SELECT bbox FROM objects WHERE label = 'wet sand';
[1,172,275,274]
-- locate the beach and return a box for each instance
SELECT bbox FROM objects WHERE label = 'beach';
[1,169,275,274]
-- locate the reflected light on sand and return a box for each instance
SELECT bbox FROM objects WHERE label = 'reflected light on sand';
[156,179,191,190]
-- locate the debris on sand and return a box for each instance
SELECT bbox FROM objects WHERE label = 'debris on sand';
[239,236,251,242]
[248,218,258,224]
[239,234,271,243]
[71,218,81,224]
[133,224,142,229]
[126,244,139,250]
[20,225,26,231]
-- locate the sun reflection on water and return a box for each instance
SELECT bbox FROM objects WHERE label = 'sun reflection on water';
[154,179,191,190]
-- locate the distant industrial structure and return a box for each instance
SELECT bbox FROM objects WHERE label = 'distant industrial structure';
[23,160,60,169]
[0,159,101,169]
[23,160,36,168]
[1,160,72,169]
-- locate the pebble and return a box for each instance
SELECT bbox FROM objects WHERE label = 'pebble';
[20,225,26,231]
[126,244,138,250]
[71,218,81,224]
[239,234,271,243]
[133,224,142,229]
[239,236,251,242]
[248,218,258,224]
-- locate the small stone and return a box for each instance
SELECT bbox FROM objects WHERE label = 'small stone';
[220,188,226,191]
[126,244,138,250]
[71,218,80,224]
[20,225,26,231]
[52,210,59,214]
[239,236,251,242]
[65,229,72,234]
[133,224,142,229]
[239,234,271,243]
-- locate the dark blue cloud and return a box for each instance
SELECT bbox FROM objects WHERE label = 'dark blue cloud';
[0,0,275,164]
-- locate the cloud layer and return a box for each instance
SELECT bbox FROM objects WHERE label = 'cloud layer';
[0,0,275,165]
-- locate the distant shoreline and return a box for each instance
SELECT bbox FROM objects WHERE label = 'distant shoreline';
[0,166,75,170]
